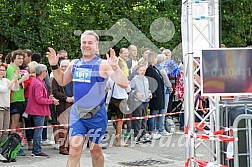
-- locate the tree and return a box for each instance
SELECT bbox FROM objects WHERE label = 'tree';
[0,0,251,64]
[221,0,252,47]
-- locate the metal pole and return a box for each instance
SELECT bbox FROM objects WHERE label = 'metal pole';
[248,116,252,166]
[182,0,220,166]
[184,0,195,166]
[215,97,221,163]
[213,0,221,163]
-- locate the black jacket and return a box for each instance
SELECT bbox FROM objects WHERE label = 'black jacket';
[52,78,73,115]
[145,65,165,110]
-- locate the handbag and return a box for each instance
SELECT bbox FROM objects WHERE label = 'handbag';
[118,98,130,114]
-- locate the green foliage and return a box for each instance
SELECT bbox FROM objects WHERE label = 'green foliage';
[0,0,251,65]
[0,0,181,62]
[221,0,252,47]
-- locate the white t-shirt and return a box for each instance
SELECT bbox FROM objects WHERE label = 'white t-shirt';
[50,72,54,78]
[0,78,16,107]
[105,77,131,104]
[131,59,138,71]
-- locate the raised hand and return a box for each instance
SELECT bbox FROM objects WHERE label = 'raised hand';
[12,70,19,81]
[46,47,59,66]
[106,48,119,70]
[21,74,29,82]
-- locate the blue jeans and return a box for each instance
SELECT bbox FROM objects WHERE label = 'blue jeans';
[148,109,166,133]
[164,93,170,113]
[179,113,184,128]
[32,115,45,154]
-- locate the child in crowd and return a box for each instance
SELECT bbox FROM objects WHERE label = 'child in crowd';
[130,64,152,143]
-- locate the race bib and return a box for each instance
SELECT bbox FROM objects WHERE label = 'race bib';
[73,67,92,83]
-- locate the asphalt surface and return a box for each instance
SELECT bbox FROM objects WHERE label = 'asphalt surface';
[1,122,211,167]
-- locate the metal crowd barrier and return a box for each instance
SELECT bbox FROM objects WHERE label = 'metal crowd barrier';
[233,109,252,167]
[219,100,252,167]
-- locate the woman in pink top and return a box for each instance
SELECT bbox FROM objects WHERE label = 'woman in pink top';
[26,64,59,157]
[23,61,38,150]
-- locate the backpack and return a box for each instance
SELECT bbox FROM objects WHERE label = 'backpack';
[0,133,21,162]
[165,117,176,133]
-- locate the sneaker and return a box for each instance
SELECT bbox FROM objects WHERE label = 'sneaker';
[151,133,162,140]
[159,130,172,136]
[31,152,49,158]
[134,137,140,144]
[0,154,7,161]
[141,137,151,143]
[144,133,151,138]
[142,134,151,141]
[129,130,134,136]
[136,136,151,144]
[18,149,26,156]
[41,139,51,146]
[53,143,59,150]
[114,141,129,147]
[123,129,134,139]
[123,132,130,139]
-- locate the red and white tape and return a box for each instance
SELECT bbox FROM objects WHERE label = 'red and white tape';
[185,126,238,142]
[185,157,229,167]
[107,111,181,122]
[196,123,236,142]
[184,124,236,143]
[0,124,69,132]
[193,133,236,142]
[0,112,181,132]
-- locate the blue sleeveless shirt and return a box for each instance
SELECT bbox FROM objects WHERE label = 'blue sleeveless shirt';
[72,56,107,109]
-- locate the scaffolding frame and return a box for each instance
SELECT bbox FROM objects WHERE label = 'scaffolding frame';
[181,0,220,166]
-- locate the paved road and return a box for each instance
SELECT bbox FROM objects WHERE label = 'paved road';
[1,123,210,167]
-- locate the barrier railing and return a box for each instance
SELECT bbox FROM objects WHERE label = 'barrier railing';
[233,111,252,167]
[0,111,181,132]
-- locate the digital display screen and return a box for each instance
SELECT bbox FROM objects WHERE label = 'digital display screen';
[201,48,252,96]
